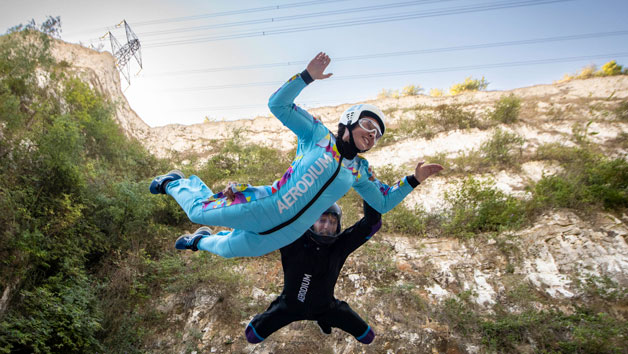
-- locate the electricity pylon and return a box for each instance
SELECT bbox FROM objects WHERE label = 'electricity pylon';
[105,20,142,85]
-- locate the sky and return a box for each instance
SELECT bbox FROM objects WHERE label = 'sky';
[2,0,628,127]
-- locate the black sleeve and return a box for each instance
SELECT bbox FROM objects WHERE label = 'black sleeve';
[406,174,420,188]
[363,200,382,225]
[337,201,382,255]
[300,70,314,85]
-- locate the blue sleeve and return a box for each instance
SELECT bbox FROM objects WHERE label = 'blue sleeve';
[352,159,416,214]
[268,70,317,142]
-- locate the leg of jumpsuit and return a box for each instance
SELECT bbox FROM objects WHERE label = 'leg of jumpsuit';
[165,176,305,258]
[165,175,259,230]
[245,298,301,343]
[317,300,375,344]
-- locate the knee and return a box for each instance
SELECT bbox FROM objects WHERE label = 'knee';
[245,324,264,344]
[187,212,206,226]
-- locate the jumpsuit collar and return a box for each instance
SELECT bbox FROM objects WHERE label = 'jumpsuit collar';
[335,133,359,160]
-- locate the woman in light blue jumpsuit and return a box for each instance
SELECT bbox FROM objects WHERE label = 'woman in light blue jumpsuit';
[153,52,443,258]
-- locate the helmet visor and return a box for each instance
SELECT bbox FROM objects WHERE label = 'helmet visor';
[358,118,383,141]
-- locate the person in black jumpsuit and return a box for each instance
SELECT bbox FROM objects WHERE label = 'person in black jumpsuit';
[244,201,381,345]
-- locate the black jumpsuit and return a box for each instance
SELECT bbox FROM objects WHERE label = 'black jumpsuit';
[245,202,381,343]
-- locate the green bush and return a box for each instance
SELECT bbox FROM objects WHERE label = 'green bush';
[490,95,521,124]
[198,130,292,188]
[0,26,175,352]
[531,145,628,211]
[434,104,480,130]
[480,128,525,167]
[0,274,104,353]
[441,291,480,336]
[383,204,430,235]
[443,177,526,238]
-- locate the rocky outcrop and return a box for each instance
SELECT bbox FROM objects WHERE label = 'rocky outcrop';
[50,39,152,142]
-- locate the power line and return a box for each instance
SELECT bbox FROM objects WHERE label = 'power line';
[144,30,628,77]
[137,0,455,38]
[142,0,573,48]
[159,52,628,93]
[134,0,352,26]
[64,0,352,37]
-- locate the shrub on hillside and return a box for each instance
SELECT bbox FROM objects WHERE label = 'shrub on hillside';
[557,60,627,83]
[490,95,521,124]
[531,142,628,212]
[198,131,292,187]
[429,88,444,97]
[377,88,400,99]
[600,60,624,76]
[480,128,525,167]
[449,76,489,95]
[434,104,480,130]
[481,308,628,353]
[401,84,423,96]
[443,177,526,238]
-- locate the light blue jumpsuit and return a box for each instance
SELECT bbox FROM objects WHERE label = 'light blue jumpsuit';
[165,72,418,258]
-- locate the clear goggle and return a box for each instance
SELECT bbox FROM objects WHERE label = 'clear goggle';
[358,118,383,141]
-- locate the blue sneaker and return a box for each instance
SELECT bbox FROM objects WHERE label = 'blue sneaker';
[149,170,185,194]
[175,226,213,251]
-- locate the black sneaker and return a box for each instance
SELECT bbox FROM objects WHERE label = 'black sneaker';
[175,226,212,251]
[149,170,185,194]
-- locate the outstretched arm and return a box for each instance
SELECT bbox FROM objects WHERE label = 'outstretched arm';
[354,159,443,214]
[268,52,333,140]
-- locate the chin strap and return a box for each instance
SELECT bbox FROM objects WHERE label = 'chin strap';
[336,124,362,159]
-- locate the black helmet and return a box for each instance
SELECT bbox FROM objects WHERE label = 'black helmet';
[308,203,342,246]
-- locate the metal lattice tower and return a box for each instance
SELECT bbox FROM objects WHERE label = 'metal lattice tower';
[107,20,142,85]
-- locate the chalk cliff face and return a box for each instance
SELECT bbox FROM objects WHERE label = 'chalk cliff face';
[54,40,628,353]
[50,40,151,141]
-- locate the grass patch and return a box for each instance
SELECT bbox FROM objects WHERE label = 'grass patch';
[353,241,397,287]
[481,308,628,353]
[441,290,481,336]
[614,101,628,121]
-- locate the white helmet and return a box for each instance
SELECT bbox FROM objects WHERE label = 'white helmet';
[339,104,386,136]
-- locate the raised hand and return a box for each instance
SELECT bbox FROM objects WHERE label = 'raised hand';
[306,52,333,80]
[414,161,444,182]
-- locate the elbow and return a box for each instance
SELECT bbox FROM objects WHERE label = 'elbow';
[268,98,289,117]
[373,203,388,214]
